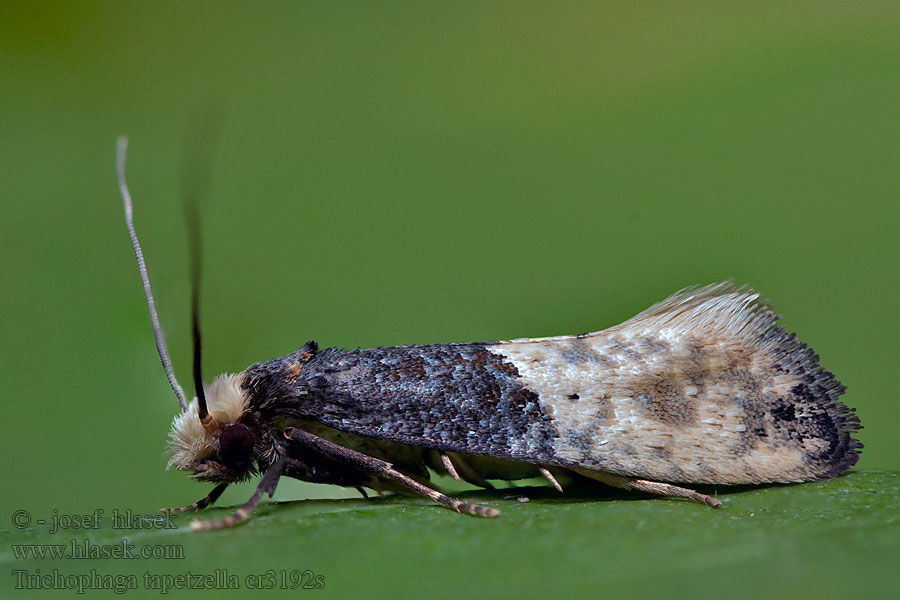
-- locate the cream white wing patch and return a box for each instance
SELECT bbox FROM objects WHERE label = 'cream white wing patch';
[488,283,857,485]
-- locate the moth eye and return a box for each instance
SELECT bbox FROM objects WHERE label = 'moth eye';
[219,424,254,465]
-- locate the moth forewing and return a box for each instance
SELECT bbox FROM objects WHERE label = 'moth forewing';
[211,283,859,527]
[165,284,862,530]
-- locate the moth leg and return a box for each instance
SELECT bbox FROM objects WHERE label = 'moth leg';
[355,486,369,499]
[573,468,721,507]
[538,467,564,493]
[439,452,497,489]
[446,452,495,490]
[440,453,463,482]
[285,428,499,518]
[160,483,229,513]
[627,479,721,507]
[190,459,286,531]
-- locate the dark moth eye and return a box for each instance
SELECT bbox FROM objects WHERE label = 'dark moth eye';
[219,424,254,465]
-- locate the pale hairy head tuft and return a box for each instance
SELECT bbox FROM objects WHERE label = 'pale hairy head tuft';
[167,372,250,470]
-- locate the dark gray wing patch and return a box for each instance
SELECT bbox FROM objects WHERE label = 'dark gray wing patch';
[244,342,560,462]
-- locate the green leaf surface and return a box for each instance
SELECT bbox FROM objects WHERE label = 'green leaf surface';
[4,471,897,599]
[2,2,899,598]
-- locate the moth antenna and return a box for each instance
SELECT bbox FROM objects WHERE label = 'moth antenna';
[191,286,209,425]
[183,139,211,426]
[117,136,189,413]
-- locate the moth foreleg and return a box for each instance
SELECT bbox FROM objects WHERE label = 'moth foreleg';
[160,483,229,513]
[284,428,499,518]
[573,468,721,507]
[190,459,286,531]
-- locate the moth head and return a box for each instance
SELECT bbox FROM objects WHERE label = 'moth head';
[117,138,260,483]
[167,373,257,482]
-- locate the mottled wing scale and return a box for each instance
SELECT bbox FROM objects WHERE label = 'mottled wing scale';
[245,282,861,488]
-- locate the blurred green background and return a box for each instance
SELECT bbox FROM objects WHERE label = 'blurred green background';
[1,2,898,598]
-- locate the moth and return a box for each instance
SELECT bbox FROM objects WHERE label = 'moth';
[117,138,862,531]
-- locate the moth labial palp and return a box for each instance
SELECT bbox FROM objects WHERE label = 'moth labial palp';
[118,138,862,531]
